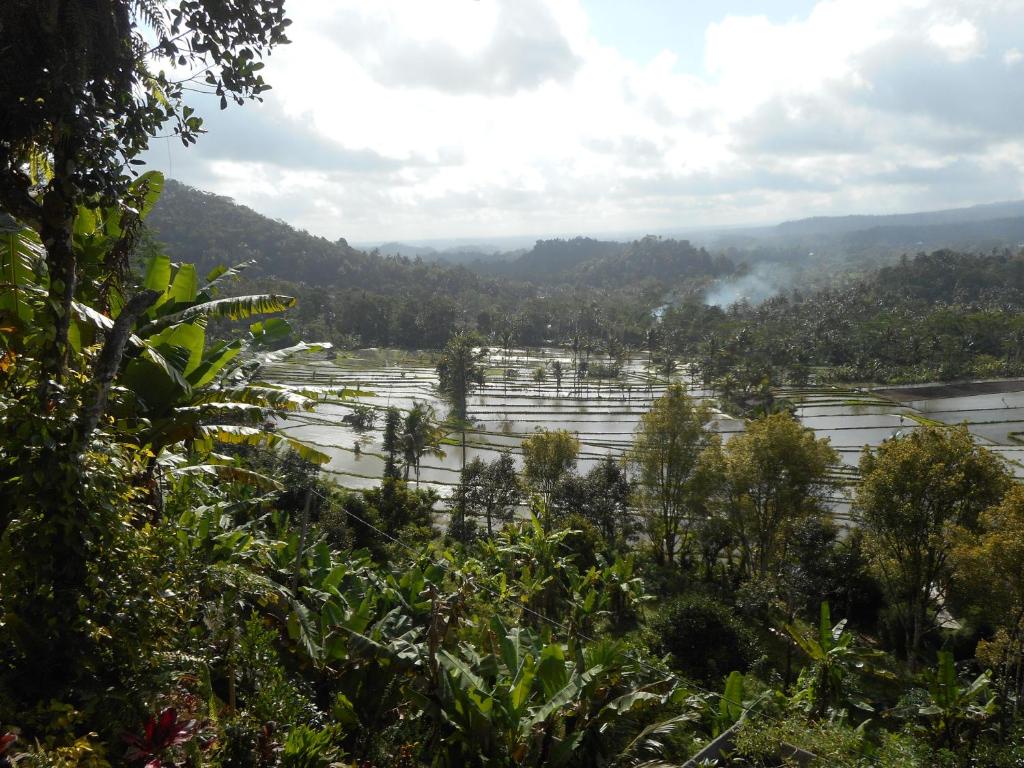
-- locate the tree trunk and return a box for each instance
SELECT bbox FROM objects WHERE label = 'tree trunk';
[38,149,80,391]
[75,290,160,450]
[460,429,468,531]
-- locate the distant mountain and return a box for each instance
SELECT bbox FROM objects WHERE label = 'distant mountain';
[484,237,624,279]
[700,200,1024,267]
[373,242,437,258]
[776,200,1024,237]
[480,235,730,286]
[836,216,1024,252]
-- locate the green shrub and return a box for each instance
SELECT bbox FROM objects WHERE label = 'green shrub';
[234,616,318,727]
[648,593,758,683]
[281,724,343,768]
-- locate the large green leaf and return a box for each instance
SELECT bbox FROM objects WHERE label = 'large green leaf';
[168,263,198,305]
[138,294,297,337]
[73,207,99,238]
[249,317,292,348]
[438,649,487,693]
[535,643,570,699]
[192,385,316,412]
[194,424,330,464]
[121,346,193,414]
[527,671,588,728]
[173,402,269,422]
[255,340,332,365]
[720,671,746,725]
[68,299,148,353]
[131,170,165,220]
[168,463,282,491]
[187,339,243,388]
[148,322,206,376]
[201,260,256,297]
[0,224,46,323]
[143,253,172,293]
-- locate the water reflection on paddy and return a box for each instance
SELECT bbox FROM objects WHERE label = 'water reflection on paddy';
[266,352,1024,507]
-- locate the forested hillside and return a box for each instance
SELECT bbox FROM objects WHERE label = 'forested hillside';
[152,184,734,293]
[149,180,490,295]
[477,235,732,286]
[147,181,724,349]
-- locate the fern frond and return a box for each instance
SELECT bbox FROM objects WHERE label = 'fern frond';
[132,0,168,37]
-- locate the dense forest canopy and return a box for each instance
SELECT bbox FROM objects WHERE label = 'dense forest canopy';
[150,181,1024,389]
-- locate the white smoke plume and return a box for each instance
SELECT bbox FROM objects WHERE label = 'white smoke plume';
[704,263,790,308]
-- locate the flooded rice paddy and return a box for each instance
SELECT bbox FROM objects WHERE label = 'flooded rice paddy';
[262,348,1024,524]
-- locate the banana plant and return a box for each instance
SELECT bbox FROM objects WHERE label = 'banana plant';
[600,554,651,630]
[0,214,46,331]
[485,515,578,626]
[784,602,887,719]
[1,170,329,466]
[713,671,748,736]
[918,651,996,748]
[424,615,682,768]
[112,248,331,465]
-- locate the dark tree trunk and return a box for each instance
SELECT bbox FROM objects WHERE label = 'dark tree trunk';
[75,289,160,450]
[38,146,80,391]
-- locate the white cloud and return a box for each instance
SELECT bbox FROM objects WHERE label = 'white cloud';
[927,18,982,61]
[149,0,1024,241]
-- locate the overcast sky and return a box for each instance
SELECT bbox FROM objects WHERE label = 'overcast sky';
[144,0,1024,243]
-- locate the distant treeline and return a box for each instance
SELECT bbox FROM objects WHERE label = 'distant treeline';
[664,249,1024,386]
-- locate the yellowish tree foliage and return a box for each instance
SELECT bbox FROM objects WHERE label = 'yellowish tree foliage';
[855,425,1010,664]
[952,484,1024,702]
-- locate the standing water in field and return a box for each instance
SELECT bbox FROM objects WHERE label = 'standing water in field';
[263,350,1024,509]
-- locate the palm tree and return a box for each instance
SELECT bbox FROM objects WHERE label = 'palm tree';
[644,327,661,391]
[550,360,565,396]
[436,331,485,422]
[498,315,518,397]
[401,401,445,486]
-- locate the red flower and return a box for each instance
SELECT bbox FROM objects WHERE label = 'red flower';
[0,734,18,768]
[123,708,197,767]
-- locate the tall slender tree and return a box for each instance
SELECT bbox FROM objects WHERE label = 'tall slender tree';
[401,401,445,487]
[436,330,485,423]
[629,383,716,565]
[550,359,565,396]
[382,406,402,480]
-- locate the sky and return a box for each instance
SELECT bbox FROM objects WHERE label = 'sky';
[144,0,1024,244]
